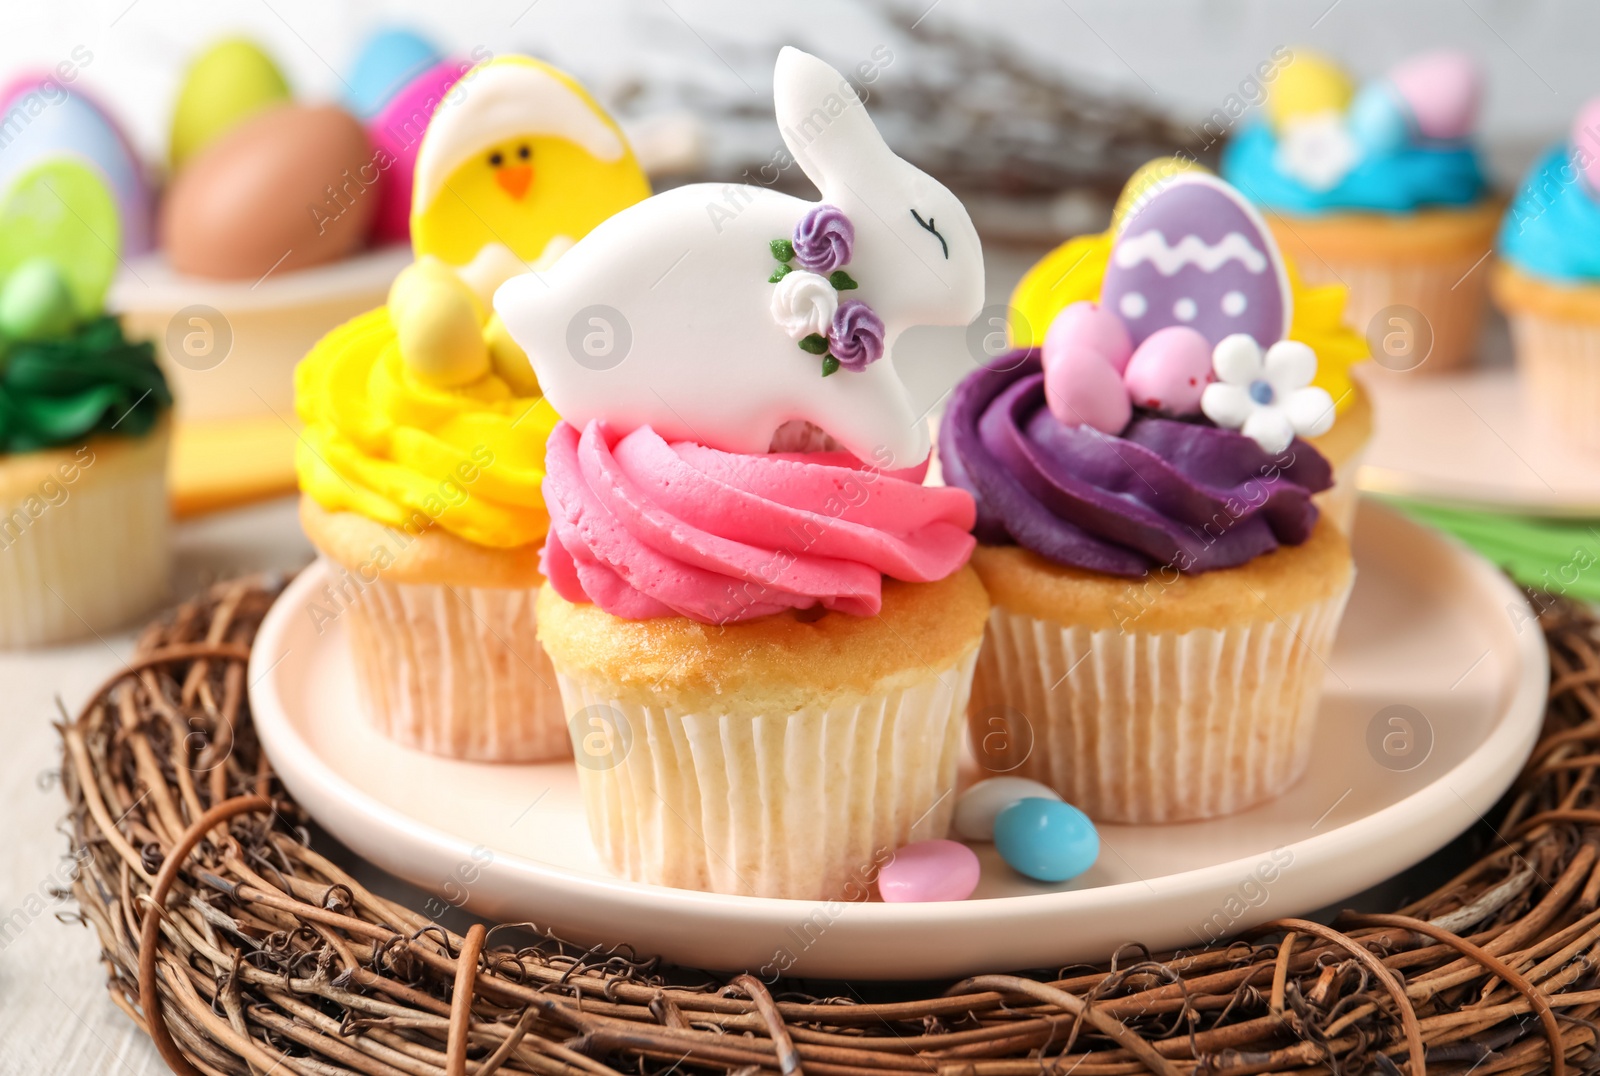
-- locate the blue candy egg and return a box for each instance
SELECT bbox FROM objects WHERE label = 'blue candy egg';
[345,28,442,119]
[993,798,1099,882]
[1348,82,1410,157]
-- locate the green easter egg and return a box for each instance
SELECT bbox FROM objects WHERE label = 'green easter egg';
[0,158,120,319]
[170,38,291,170]
[0,257,78,341]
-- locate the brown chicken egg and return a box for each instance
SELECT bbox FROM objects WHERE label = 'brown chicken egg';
[162,103,378,280]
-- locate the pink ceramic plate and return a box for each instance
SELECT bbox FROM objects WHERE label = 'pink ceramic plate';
[250,501,1545,979]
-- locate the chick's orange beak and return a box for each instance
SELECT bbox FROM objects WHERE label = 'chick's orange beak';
[496,164,533,200]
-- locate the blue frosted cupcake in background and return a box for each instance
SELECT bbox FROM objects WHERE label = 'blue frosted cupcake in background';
[1222,49,1498,372]
[1493,97,1600,453]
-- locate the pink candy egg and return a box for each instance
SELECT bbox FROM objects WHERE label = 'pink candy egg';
[878,839,980,903]
[1388,50,1482,142]
[1573,98,1600,195]
[368,59,467,243]
[1041,301,1134,433]
[1123,326,1211,415]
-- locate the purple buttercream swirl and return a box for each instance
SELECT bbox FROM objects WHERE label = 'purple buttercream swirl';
[939,351,1332,577]
[793,204,854,273]
[829,299,885,371]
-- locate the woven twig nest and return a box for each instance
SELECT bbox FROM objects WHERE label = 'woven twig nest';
[58,574,1600,1075]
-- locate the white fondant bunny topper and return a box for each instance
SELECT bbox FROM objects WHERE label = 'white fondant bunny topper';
[493,47,984,467]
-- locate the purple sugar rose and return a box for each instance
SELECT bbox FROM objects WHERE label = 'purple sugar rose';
[792,204,854,274]
[829,299,885,371]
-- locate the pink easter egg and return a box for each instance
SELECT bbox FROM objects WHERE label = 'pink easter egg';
[1040,301,1134,433]
[1388,50,1482,142]
[1122,325,1212,416]
[368,59,466,243]
[878,840,980,903]
[1572,98,1600,195]
[1043,300,1133,372]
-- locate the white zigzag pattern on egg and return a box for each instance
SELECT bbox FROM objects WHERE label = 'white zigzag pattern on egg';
[1111,231,1268,276]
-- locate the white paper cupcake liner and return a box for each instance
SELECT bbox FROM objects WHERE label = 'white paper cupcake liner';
[1505,311,1600,454]
[339,573,569,762]
[969,589,1352,824]
[554,648,979,900]
[0,432,169,648]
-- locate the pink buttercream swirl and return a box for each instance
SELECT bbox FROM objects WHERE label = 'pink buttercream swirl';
[541,420,977,624]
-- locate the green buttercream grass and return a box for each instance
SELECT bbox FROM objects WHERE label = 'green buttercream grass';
[0,316,172,453]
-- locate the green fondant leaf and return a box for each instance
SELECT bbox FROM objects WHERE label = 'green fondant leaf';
[770,238,795,263]
[768,264,793,283]
[821,355,841,377]
[828,270,858,291]
[798,333,829,355]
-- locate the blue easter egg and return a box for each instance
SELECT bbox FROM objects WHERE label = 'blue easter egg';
[993,798,1099,883]
[1348,82,1410,156]
[346,28,441,119]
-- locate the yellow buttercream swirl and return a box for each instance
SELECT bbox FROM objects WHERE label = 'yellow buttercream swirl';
[295,307,559,549]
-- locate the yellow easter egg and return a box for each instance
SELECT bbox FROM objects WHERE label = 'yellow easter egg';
[410,55,650,268]
[1268,51,1354,129]
[389,258,490,387]
[485,312,540,397]
[170,39,292,171]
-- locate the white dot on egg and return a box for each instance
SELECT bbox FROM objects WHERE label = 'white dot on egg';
[1119,292,1147,319]
[1222,290,1248,316]
[1173,297,1197,322]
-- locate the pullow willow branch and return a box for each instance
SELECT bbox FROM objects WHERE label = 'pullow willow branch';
[54,575,1600,1074]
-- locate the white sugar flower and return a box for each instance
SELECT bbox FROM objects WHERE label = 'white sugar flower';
[1201,334,1335,455]
[1275,111,1361,192]
[770,270,838,340]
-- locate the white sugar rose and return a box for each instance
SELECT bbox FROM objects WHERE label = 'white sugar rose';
[770,270,838,341]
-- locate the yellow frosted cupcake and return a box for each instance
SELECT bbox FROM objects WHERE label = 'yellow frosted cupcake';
[1221,49,1496,372]
[950,164,1355,823]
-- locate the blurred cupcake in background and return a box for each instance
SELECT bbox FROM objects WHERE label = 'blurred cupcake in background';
[951,163,1355,823]
[0,148,171,646]
[116,32,470,514]
[1221,49,1496,373]
[1012,158,1371,533]
[1492,98,1600,454]
[294,52,651,761]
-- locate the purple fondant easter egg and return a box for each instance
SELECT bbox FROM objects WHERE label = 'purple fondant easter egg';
[368,60,466,243]
[1388,50,1481,143]
[1100,173,1289,350]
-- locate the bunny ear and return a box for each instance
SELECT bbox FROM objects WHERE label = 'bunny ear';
[773,47,891,197]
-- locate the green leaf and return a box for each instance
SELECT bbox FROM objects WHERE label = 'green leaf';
[828,270,858,291]
[821,355,841,377]
[798,333,828,355]
[770,238,795,263]
[768,264,793,283]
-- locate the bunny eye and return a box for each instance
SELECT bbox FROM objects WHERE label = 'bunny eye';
[910,209,948,259]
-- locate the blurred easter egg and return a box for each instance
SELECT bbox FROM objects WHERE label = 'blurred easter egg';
[1573,98,1600,195]
[1267,51,1354,130]
[1101,173,1289,349]
[1042,302,1132,433]
[0,78,153,255]
[0,158,119,318]
[878,840,980,903]
[346,27,442,119]
[162,104,376,280]
[368,60,466,243]
[0,257,78,341]
[1347,83,1409,156]
[1111,156,1206,234]
[170,39,291,171]
[1388,49,1481,142]
[1123,325,1211,415]
[993,799,1099,883]
[953,777,1062,842]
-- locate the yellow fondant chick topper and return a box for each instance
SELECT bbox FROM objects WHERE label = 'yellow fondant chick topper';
[409,55,650,294]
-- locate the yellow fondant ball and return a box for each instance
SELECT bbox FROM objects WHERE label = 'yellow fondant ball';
[1268,51,1355,129]
[389,258,490,387]
[485,312,540,397]
[170,39,292,171]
